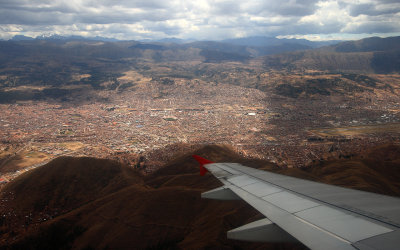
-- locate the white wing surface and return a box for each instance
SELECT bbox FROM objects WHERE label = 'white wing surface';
[193,156,400,250]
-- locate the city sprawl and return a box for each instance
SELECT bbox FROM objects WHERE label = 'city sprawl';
[1,65,399,183]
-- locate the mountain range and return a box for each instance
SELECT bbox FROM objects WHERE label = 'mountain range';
[263,36,400,73]
[9,34,338,47]
[1,35,399,73]
[5,34,340,59]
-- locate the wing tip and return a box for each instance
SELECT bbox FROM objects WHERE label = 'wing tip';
[192,155,213,176]
[192,155,214,165]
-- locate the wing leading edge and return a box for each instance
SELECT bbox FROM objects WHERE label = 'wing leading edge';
[193,155,400,250]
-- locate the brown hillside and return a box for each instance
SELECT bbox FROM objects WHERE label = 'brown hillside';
[289,143,400,196]
[2,146,305,249]
[0,156,142,245]
[2,143,400,249]
[1,156,142,214]
[13,186,284,249]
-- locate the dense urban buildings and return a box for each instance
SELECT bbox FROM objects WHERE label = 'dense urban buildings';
[1,69,399,182]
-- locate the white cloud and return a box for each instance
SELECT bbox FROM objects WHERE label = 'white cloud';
[0,0,399,40]
[299,1,350,29]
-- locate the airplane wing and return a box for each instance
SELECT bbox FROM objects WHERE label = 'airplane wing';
[193,155,400,250]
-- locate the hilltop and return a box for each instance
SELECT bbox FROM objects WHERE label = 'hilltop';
[1,144,399,249]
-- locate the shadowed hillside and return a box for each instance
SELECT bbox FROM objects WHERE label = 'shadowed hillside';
[0,147,300,249]
[331,36,400,53]
[2,157,141,211]
[0,157,142,242]
[283,143,400,196]
[1,144,399,249]
[263,36,400,73]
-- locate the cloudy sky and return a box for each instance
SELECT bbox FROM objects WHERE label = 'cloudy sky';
[0,0,399,41]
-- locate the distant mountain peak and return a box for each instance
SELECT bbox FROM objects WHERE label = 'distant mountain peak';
[10,34,119,42]
[10,35,35,41]
[221,36,341,48]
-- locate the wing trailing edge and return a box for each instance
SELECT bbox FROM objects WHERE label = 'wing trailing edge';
[227,218,298,243]
[201,186,241,200]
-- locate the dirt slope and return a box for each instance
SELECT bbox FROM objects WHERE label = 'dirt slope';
[2,156,141,214]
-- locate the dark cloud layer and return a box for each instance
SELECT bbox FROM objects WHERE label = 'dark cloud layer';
[349,3,400,17]
[0,0,399,40]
